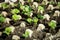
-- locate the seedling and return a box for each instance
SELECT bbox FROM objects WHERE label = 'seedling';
[49,1,55,4]
[23,31,29,38]
[28,0,33,2]
[48,20,56,29]
[22,5,32,17]
[0,14,5,23]
[33,17,38,24]
[27,18,32,24]
[1,3,9,9]
[37,14,44,19]
[3,26,15,35]
[3,27,11,35]
[12,14,22,21]
[58,2,60,7]
[38,6,44,13]
[11,9,20,14]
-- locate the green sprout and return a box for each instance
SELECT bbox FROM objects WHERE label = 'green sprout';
[27,18,32,24]
[58,2,60,7]
[38,6,44,12]
[37,14,44,19]
[22,5,32,17]
[11,9,20,14]
[1,3,9,9]
[20,4,25,10]
[48,20,57,29]
[28,0,33,2]
[23,31,29,38]
[33,17,38,24]
[0,14,5,23]
[3,27,12,35]
[12,14,21,21]
[49,1,55,4]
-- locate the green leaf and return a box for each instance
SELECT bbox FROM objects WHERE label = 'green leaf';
[37,14,44,19]
[38,6,44,11]
[27,18,32,23]
[23,31,29,38]
[0,15,5,23]
[3,27,11,35]
[58,2,60,7]
[1,3,9,9]
[33,17,38,23]
[12,14,21,21]
[48,20,56,29]
[11,9,20,14]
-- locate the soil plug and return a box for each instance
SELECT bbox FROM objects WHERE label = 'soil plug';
[53,10,60,17]
[47,4,54,10]
[1,11,8,17]
[4,18,11,24]
[33,2,38,8]
[12,35,20,40]
[37,24,45,31]
[23,29,33,38]
[20,21,26,28]
[44,14,50,21]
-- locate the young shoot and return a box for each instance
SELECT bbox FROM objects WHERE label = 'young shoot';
[0,14,5,23]
[38,6,44,13]
[3,26,15,35]
[23,29,33,38]
[58,2,60,7]
[22,5,32,17]
[33,17,38,24]
[27,18,32,24]
[11,9,20,14]
[37,14,44,20]
[48,20,57,29]
[28,0,34,2]
[1,3,9,9]
[12,14,22,21]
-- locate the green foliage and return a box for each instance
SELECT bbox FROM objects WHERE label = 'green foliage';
[3,27,11,35]
[22,5,32,17]
[48,20,56,29]
[37,14,44,19]
[0,14,5,23]
[58,2,60,7]
[12,14,21,21]
[23,31,29,38]
[33,17,38,24]
[38,6,44,12]
[49,1,55,4]
[11,9,20,14]
[27,18,32,23]
[1,3,9,9]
